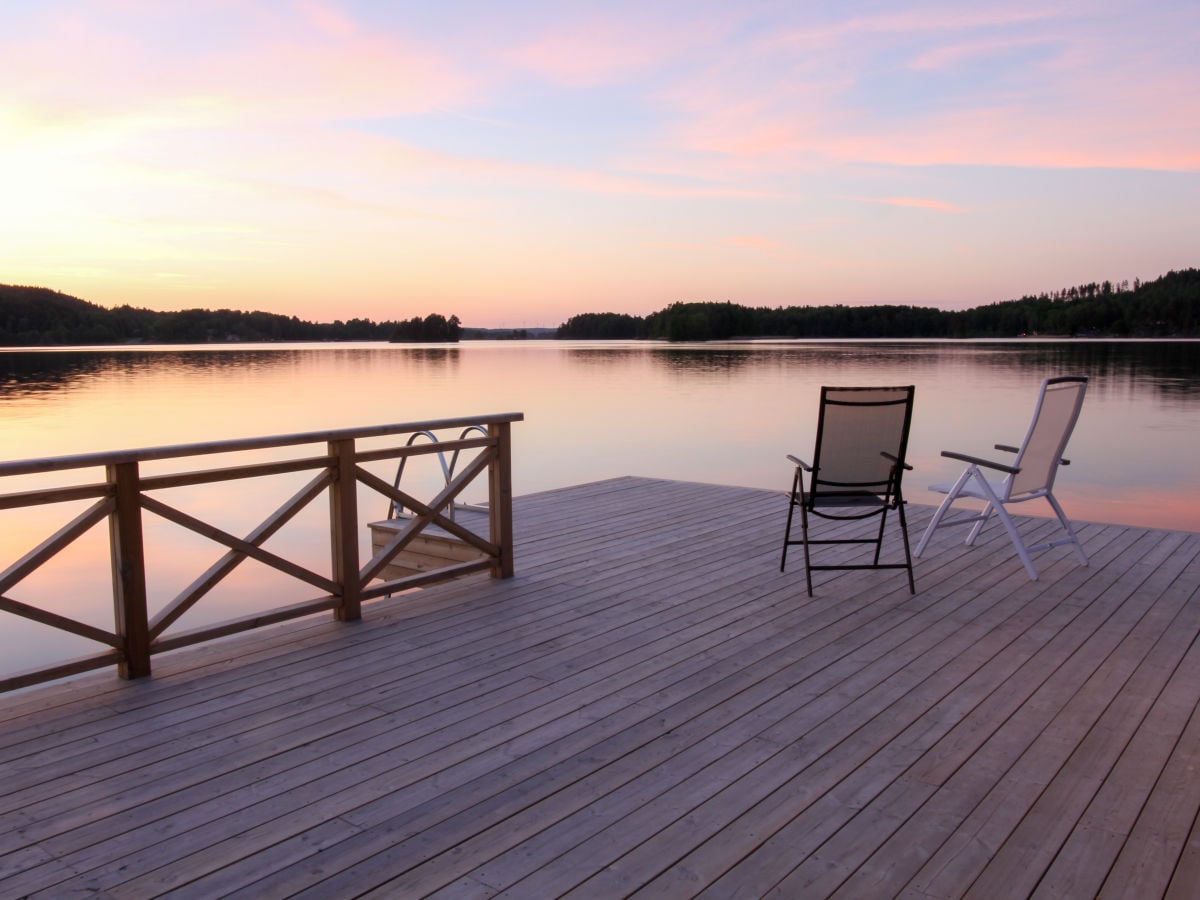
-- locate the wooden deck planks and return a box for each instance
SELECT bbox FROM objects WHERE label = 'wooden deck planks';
[0,476,1198,898]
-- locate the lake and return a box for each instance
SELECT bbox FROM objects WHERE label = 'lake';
[2,339,1198,674]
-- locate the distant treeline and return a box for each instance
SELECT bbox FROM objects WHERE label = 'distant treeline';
[0,285,461,345]
[555,269,1200,340]
[3,268,1197,346]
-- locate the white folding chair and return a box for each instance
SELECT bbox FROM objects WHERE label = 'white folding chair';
[915,376,1090,580]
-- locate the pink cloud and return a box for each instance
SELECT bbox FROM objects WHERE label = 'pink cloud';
[1,4,476,130]
[505,22,661,87]
[645,3,1199,173]
[503,11,727,87]
[725,235,792,257]
[295,0,359,39]
[856,196,965,213]
[656,57,1199,173]
[819,98,1200,171]
[908,35,1057,71]
[769,5,1059,52]
[427,150,787,201]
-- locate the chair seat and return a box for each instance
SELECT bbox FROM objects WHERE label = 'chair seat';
[928,479,1001,499]
[929,479,1047,504]
[811,492,890,508]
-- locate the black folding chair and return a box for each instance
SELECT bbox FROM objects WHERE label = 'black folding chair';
[781,385,916,595]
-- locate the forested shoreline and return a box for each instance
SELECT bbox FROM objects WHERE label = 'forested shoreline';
[2,268,1197,346]
[0,286,398,345]
[0,288,479,346]
[557,269,1200,340]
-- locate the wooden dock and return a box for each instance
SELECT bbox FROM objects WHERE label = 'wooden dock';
[2,476,1198,898]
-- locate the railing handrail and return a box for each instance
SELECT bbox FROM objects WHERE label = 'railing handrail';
[0,413,525,477]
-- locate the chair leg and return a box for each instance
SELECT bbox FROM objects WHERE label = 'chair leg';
[780,468,816,596]
[897,498,915,593]
[800,503,814,597]
[915,467,972,557]
[872,503,889,565]
[966,502,993,545]
[953,473,1039,580]
[1046,493,1089,565]
[781,470,801,572]
[990,501,1039,580]
[780,500,794,572]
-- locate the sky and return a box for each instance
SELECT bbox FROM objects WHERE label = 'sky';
[2,1,1197,328]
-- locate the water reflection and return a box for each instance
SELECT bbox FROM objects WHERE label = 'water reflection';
[0,350,110,396]
[385,346,461,367]
[564,346,642,365]
[0,348,296,398]
[0,345,473,396]
[895,340,1200,399]
[658,348,759,374]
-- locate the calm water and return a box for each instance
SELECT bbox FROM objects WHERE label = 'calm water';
[2,339,1198,674]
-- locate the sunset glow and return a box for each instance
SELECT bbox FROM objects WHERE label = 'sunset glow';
[2,1,1197,327]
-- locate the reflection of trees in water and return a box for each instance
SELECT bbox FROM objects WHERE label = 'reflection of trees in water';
[5,341,1194,406]
[570,345,774,376]
[650,342,949,377]
[0,350,302,397]
[569,343,940,376]
[567,340,1200,393]
[0,346,463,398]
[1,351,107,396]
[395,347,460,367]
[945,341,1200,400]
[565,347,642,366]
[656,349,756,374]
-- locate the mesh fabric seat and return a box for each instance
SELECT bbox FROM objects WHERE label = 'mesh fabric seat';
[780,385,916,596]
[914,375,1089,580]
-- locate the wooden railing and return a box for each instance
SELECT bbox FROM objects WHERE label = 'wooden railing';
[0,413,522,693]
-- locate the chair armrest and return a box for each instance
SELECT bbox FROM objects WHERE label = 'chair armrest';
[880,451,913,471]
[786,454,812,471]
[941,449,1020,475]
[994,443,1069,465]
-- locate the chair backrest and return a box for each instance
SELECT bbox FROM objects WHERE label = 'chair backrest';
[810,385,915,501]
[1009,375,1088,497]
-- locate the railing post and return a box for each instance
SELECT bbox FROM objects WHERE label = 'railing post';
[488,420,515,578]
[329,438,362,621]
[108,461,151,678]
